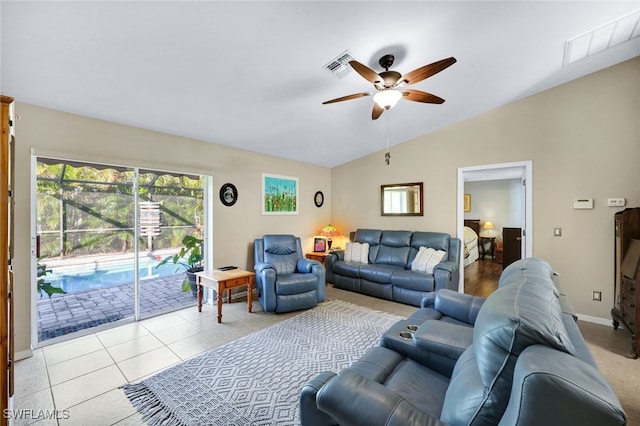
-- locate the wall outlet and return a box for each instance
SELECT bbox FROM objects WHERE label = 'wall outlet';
[592,291,602,302]
[554,227,562,237]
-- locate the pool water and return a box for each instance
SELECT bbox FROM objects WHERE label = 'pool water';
[44,258,184,295]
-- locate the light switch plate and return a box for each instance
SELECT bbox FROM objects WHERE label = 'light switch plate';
[607,198,626,207]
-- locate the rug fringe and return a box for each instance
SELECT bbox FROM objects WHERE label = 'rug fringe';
[122,383,185,426]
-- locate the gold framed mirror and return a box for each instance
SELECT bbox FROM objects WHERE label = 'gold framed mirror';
[381,182,423,216]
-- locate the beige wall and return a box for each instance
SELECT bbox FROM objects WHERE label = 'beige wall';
[12,104,331,354]
[11,57,640,354]
[332,57,640,320]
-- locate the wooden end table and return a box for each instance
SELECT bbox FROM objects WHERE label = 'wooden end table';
[305,252,330,266]
[195,269,255,323]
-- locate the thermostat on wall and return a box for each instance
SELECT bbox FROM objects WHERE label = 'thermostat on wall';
[573,198,594,209]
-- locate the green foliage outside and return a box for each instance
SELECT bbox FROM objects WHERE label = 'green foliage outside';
[36,161,204,260]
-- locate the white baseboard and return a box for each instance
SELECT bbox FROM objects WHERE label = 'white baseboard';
[15,348,34,361]
[575,312,616,327]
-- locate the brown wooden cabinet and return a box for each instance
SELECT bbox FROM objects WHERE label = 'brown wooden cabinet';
[611,208,640,358]
[502,227,522,269]
[1,95,15,425]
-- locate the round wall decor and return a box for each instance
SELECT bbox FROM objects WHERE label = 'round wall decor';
[314,191,324,208]
[219,183,238,207]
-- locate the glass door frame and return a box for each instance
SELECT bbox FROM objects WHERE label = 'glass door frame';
[29,152,213,347]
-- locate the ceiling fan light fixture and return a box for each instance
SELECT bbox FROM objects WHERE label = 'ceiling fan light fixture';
[374,89,402,110]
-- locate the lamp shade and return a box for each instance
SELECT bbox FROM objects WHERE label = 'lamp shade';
[373,89,402,110]
[320,224,339,238]
[480,221,497,238]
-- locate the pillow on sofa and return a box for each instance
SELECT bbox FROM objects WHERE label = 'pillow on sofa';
[345,242,369,263]
[411,247,446,273]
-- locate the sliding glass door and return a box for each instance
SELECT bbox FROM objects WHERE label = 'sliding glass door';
[35,158,206,344]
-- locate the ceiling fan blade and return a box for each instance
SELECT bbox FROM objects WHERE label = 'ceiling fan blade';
[396,57,457,87]
[349,60,382,84]
[402,89,445,104]
[372,103,385,120]
[322,92,371,105]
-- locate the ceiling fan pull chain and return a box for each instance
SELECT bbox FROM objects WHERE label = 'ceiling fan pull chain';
[385,112,391,165]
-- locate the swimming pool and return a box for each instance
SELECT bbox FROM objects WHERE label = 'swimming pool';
[44,257,184,295]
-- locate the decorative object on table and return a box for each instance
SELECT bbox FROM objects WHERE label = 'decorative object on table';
[219,183,238,207]
[254,234,325,313]
[464,193,471,212]
[156,234,204,296]
[480,221,497,238]
[262,173,298,215]
[314,190,324,207]
[381,182,423,216]
[320,224,339,250]
[322,53,456,120]
[123,300,401,426]
[313,237,326,253]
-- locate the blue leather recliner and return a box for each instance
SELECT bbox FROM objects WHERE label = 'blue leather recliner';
[254,234,325,313]
[300,258,627,426]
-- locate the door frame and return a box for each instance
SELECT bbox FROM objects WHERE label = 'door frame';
[30,152,213,347]
[456,160,533,292]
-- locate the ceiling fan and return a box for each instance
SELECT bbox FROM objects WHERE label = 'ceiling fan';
[323,54,456,120]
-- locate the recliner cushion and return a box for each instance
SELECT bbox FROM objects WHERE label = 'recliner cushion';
[263,235,299,274]
[275,273,319,295]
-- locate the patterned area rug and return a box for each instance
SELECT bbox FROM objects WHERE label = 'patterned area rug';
[123,300,402,425]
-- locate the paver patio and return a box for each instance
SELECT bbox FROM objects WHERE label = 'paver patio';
[37,273,200,342]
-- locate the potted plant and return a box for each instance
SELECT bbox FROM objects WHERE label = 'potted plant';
[157,235,204,297]
[37,261,67,298]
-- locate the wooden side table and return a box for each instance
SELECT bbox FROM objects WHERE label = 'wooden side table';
[195,269,255,323]
[479,236,496,260]
[305,252,330,266]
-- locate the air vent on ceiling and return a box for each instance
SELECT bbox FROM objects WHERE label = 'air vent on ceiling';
[563,9,640,66]
[323,50,354,78]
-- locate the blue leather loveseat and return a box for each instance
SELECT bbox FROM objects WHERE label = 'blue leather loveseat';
[301,258,627,426]
[326,229,461,306]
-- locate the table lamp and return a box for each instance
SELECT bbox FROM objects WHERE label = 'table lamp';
[481,221,497,238]
[320,224,339,250]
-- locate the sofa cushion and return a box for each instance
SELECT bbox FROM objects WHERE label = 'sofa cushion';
[409,232,451,264]
[390,269,435,291]
[262,234,299,274]
[359,264,404,284]
[354,229,382,263]
[275,273,319,295]
[441,272,576,425]
[332,260,361,278]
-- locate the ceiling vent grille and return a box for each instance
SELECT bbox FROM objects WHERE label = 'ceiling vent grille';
[564,9,640,66]
[323,50,354,78]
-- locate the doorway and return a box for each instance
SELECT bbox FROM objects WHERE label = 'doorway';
[32,157,209,345]
[457,161,533,292]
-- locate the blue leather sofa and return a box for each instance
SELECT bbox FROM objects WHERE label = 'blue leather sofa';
[325,229,461,306]
[300,258,627,426]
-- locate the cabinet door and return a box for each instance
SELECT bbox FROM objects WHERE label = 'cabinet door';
[502,227,522,269]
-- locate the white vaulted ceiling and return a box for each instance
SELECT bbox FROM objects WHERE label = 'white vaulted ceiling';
[1,1,639,168]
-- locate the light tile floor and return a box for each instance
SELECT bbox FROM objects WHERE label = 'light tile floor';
[14,286,416,426]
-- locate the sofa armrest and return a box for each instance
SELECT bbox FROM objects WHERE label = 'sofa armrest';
[300,371,338,426]
[324,251,343,284]
[434,289,485,325]
[254,261,275,274]
[414,320,474,361]
[297,257,320,273]
[316,370,447,426]
[433,261,459,291]
[421,289,484,325]
[500,345,627,426]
